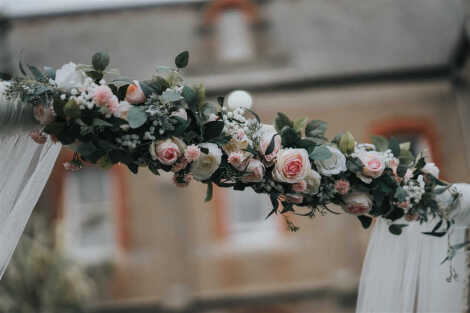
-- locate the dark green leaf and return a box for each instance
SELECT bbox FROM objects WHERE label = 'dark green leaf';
[27,64,47,81]
[18,59,27,76]
[139,81,156,98]
[415,157,426,170]
[43,121,65,136]
[274,112,293,133]
[371,136,389,152]
[266,193,279,219]
[389,224,408,235]
[63,100,81,119]
[280,126,300,147]
[0,72,12,80]
[245,108,261,124]
[86,71,103,82]
[399,150,415,167]
[389,137,400,157]
[92,118,113,127]
[203,121,225,140]
[175,51,189,68]
[297,138,317,154]
[347,157,363,172]
[357,215,373,229]
[182,86,198,108]
[217,96,225,106]
[397,165,407,178]
[394,187,408,202]
[127,107,147,129]
[310,145,332,161]
[265,134,279,156]
[305,120,328,138]
[118,84,129,101]
[92,52,110,71]
[205,182,213,202]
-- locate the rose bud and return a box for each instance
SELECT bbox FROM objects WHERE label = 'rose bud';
[125,81,146,104]
[342,192,373,215]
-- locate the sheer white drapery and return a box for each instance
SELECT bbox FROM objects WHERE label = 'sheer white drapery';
[357,183,470,313]
[0,83,61,278]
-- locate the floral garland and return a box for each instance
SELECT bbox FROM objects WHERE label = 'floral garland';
[0,51,458,235]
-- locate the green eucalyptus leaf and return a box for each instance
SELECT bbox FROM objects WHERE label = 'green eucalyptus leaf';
[205,182,213,202]
[280,126,300,147]
[371,136,389,152]
[309,145,332,161]
[127,107,147,129]
[160,88,183,104]
[92,52,110,71]
[175,51,189,69]
[389,137,401,157]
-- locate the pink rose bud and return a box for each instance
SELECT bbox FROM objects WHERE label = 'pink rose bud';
[150,139,182,166]
[334,179,350,195]
[342,192,373,215]
[173,174,192,187]
[184,145,201,162]
[292,180,307,193]
[228,152,247,170]
[125,81,146,104]
[94,85,114,107]
[29,130,47,144]
[241,159,265,183]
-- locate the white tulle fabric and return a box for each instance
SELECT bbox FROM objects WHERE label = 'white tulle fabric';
[357,183,470,313]
[0,88,61,278]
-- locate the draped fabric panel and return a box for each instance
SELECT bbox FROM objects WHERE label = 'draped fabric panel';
[0,83,61,278]
[357,184,470,313]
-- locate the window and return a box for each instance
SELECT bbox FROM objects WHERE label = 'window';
[216,9,255,62]
[225,189,277,245]
[62,167,117,264]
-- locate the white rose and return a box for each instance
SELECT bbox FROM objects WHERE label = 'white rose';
[422,162,439,178]
[304,168,322,194]
[55,62,87,89]
[223,128,251,155]
[342,192,373,215]
[272,148,311,183]
[314,146,347,176]
[241,159,265,183]
[191,143,222,181]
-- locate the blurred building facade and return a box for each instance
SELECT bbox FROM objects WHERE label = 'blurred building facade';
[1,0,469,312]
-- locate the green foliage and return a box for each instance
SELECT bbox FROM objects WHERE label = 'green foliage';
[305,120,328,138]
[280,126,300,147]
[265,134,279,155]
[92,51,110,72]
[63,99,81,119]
[388,137,400,157]
[338,132,355,155]
[309,145,332,161]
[274,112,293,133]
[389,223,408,235]
[175,51,189,69]
[205,182,213,202]
[357,215,373,229]
[293,117,308,133]
[347,157,363,172]
[160,88,183,104]
[127,106,147,129]
[203,121,224,140]
[371,136,389,152]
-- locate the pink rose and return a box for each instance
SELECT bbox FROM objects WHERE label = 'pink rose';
[334,179,350,195]
[184,145,201,162]
[292,180,307,193]
[125,81,146,104]
[241,159,265,183]
[273,149,311,183]
[173,174,192,187]
[228,152,248,170]
[342,192,373,215]
[354,150,386,183]
[258,126,281,163]
[94,85,114,106]
[29,130,47,144]
[150,139,182,165]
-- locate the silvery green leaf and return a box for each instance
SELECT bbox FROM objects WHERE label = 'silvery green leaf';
[127,107,147,129]
[160,89,183,104]
[309,145,332,161]
[155,66,173,73]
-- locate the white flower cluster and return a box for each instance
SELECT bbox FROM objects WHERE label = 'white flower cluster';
[403,175,426,204]
[116,134,141,150]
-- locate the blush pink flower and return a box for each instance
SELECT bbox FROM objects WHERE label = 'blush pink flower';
[342,192,373,215]
[94,85,114,106]
[125,81,146,104]
[273,149,311,183]
[29,130,47,144]
[228,152,247,170]
[292,180,307,193]
[184,145,201,162]
[150,139,182,165]
[258,126,281,163]
[334,179,350,195]
[241,159,265,183]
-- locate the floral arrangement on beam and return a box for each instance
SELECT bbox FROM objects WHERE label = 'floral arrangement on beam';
[0,51,459,236]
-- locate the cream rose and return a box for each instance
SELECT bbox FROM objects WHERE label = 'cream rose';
[191,143,222,181]
[125,81,146,104]
[150,138,184,165]
[55,62,87,89]
[355,150,386,183]
[258,125,281,164]
[422,162,439,178]
[223,128,251,155]
[342,192,373,215]
[314,146,347,176]
[273,148,311,183]
[242,159,265,183]
[304,168,321,194]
